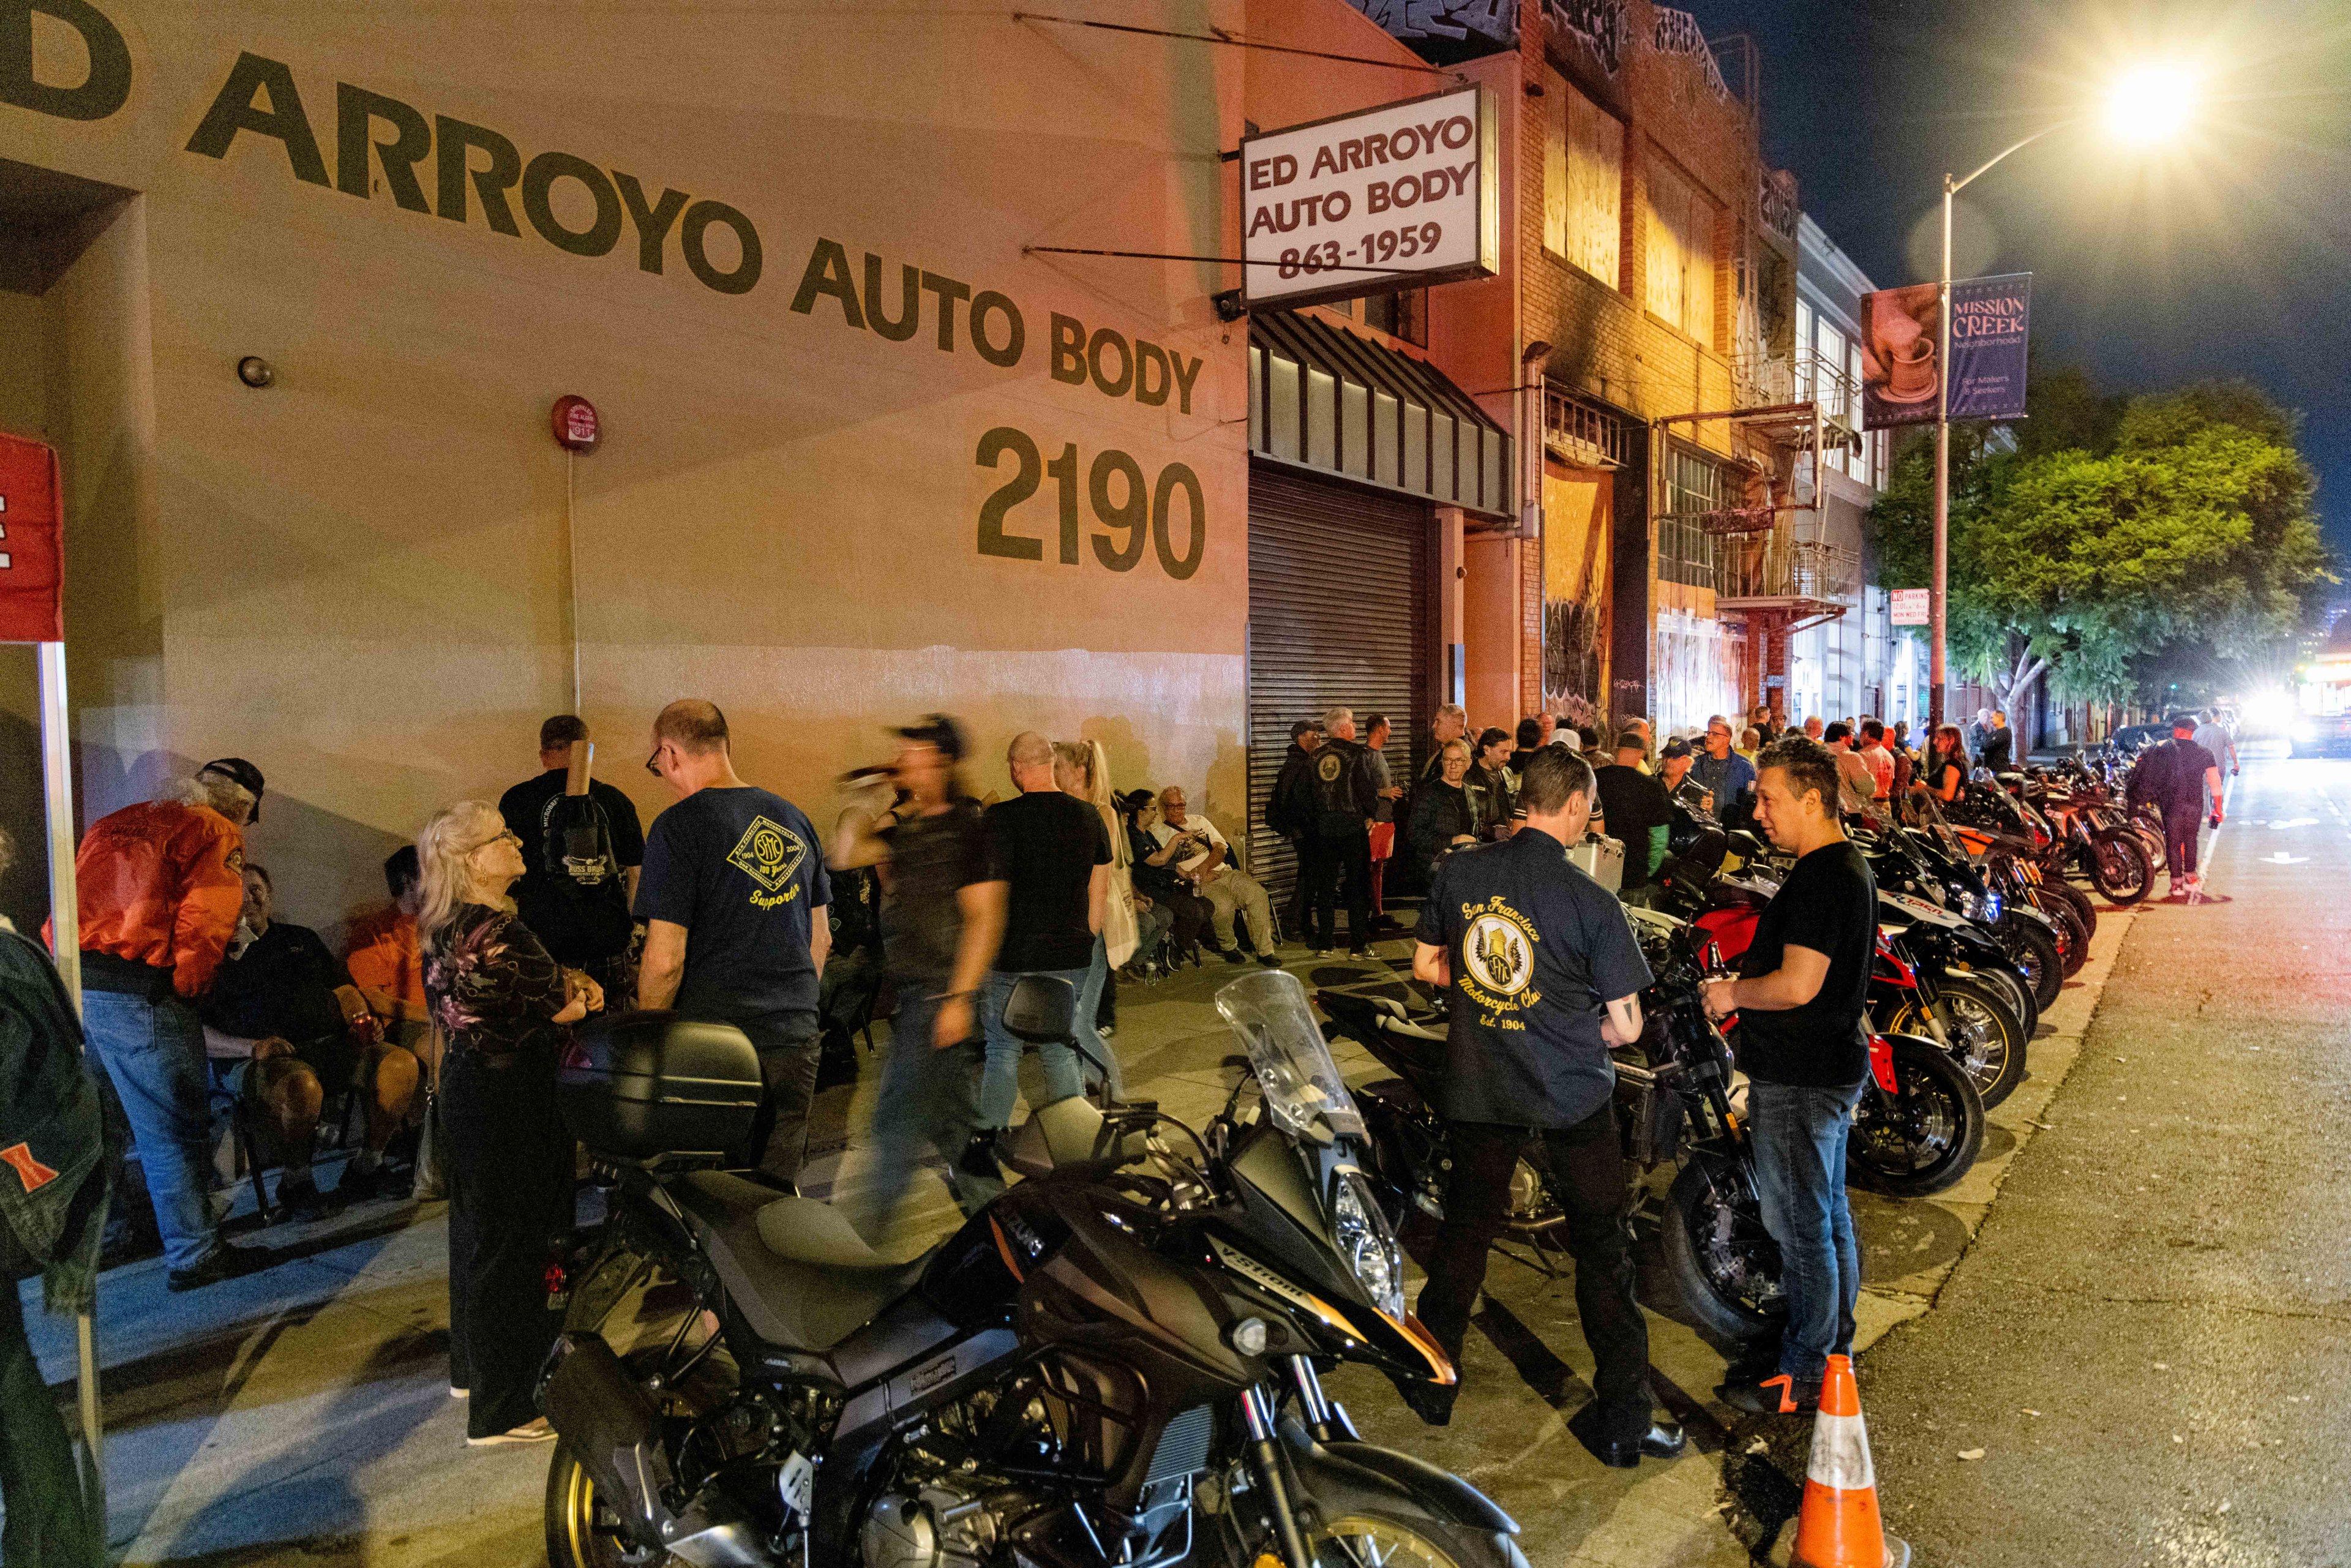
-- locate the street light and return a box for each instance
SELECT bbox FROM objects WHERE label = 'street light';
[1926,65,2195,727]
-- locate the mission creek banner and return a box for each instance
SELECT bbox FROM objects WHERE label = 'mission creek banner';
[1861,272,2033,429]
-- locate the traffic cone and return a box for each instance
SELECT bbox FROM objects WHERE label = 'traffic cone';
[1789,1356,1910,1568]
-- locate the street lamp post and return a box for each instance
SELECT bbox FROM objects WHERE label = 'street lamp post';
[1926,65,2189,727]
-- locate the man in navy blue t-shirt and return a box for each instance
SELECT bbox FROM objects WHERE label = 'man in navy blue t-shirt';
[1408,748,1682,1467]
[635,699,831,1184]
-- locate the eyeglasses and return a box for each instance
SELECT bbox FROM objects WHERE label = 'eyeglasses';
[644,744,667,777]
[471,830,520,855]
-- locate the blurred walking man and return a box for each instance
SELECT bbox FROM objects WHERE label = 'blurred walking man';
[831,716,1006,1236]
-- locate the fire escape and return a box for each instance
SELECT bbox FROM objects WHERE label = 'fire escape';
[1651,342,1861,707]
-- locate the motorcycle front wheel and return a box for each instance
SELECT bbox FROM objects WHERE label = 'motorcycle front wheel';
[1307,1512,1529,1568]
[2028,887,2092,976]
[1662,1163,1785,1341]
[1886,974,2027,1109]
[1848,1038,1985,1198]
[2038,876,2099,947]
[1999,915,2064,1013]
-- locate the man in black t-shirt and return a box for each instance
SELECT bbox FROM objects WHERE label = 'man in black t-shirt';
[976,732,1114,1137]
[636,700,831,1185]
[1592,730,1676,893]
[1408,749,1684,1466]
[831,715,1009,1237]
[1702,736,1877,1416]
[2126,714,2224,899]
[500,715,647,1003]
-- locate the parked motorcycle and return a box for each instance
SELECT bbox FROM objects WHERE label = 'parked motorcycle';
[539,973,1527,1568]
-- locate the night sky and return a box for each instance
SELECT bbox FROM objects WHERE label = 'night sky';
[1701,0,2351,560]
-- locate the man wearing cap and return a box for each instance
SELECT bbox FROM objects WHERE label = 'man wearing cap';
[68,760,261,1290]
[499,715,647,1007]
[1658,738,1714,816]
[831,715,1007,1237]
[2126,715,2224,899]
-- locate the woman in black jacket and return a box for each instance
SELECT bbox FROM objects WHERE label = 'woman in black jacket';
[1120,791,1212,969]
[1406,740,1481,880]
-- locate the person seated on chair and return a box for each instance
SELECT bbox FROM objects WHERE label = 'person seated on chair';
[346,846,430,1053]
[1147,787,1280,967]
[203,863,421,1212]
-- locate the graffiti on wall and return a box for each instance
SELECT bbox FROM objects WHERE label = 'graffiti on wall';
[1343,0,1517,58]
[1542,0,1627,77]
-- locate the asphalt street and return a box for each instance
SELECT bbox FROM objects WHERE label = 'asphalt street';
[1858,748,2351,1564]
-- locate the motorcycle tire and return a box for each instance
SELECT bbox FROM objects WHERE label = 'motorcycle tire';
[547,1442,659,1568]
[1299,1510,1532,1568]
[1932,973,2029,1108]
[2034,878,2098,953]
[2083,829,2154,906]
[2030,893,2089,980]
[1662,1163,1785,1342]
[1848,1037,1985,1198]
[2001,915,2064,1014]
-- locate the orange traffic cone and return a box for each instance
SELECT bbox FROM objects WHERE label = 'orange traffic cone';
[1789,1356,1910,1568]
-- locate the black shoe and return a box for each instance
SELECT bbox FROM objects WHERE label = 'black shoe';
[1716,1374,1820,1417]
[334,1160,410,1205]
[959,1131,1007,1182]
[1593,1420,1687,1468]
[167,1245,262,1293]
[1256,952,1283,969]
[274,1171,334,1222]
[1397,1378,1457,1427]
[1223,947,1248,966]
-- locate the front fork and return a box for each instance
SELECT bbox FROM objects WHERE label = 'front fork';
[1237,1361,1363,1568]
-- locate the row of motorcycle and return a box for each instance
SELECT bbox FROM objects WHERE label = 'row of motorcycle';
[1319,745,2154,1345]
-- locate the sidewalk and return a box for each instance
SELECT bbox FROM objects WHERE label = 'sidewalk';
[15,912,2135,1565]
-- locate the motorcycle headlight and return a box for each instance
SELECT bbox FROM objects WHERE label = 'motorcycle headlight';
[1983,892,2003,921]
[1330,1169,1407,1322]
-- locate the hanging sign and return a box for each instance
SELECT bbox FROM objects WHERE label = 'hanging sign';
[1860,273,2033,429]
[1890,588,1930,626]
[1240,84,1499,309]
[0,432,64,643]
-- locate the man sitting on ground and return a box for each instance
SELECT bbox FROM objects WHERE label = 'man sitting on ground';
[203,863,421,1211]
[1146,788,1280,966]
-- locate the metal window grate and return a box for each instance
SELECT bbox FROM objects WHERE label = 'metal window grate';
[1543,384,1628,469]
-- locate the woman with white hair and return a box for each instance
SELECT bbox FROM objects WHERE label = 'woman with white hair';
[416,800,602,1447]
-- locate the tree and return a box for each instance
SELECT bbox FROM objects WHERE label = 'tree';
[1865,375,2333,713]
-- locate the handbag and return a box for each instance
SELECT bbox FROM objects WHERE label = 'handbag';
[1104,864,1141,969]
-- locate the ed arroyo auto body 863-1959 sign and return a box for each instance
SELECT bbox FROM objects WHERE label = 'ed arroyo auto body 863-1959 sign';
[1240,84,1498,309]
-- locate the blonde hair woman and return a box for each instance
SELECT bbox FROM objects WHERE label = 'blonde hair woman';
[416,800,601,1448]
[1053,740,1131,1096]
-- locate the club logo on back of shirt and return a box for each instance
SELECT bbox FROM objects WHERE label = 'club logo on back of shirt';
[1460,901,1539,1015]
[1316,752,1344,783]
[727,817,808,907]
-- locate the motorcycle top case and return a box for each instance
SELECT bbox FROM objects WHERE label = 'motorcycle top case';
[1566,831,1625,893]
[556,1010,762,1160]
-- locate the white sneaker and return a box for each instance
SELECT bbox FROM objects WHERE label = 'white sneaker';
[450,1386,468,1399]
[467,1417,554,1447]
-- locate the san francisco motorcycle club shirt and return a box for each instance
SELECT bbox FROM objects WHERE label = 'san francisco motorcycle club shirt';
[1415,828,1652,1128]
[634,785,831,1024]
[1734,840,1875,1089]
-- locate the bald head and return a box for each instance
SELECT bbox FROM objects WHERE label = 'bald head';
[1008,730,1057,793]
[654,699,729,756]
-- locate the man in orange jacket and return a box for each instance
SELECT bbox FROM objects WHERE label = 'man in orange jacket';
[73,759,262,1290]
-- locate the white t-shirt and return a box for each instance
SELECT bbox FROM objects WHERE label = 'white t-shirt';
[1150,817,1228,877]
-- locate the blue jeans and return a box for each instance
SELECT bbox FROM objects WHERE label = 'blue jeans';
[978,967,1100,1128]
[82,988,220,1272]
[854,982,1003,1240]
[1074,936,1126,1101]
[1747,1078,1865,1385]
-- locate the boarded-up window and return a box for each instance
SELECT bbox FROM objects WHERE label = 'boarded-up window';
[1644,155,1715,346]
[1543,67,1622,287]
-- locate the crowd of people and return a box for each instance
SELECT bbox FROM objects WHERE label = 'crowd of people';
[0,681,2235,1490]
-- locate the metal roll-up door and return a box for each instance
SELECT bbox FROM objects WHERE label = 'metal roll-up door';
[1245,463,1434,908]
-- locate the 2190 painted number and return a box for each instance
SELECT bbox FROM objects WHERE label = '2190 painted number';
[975,426,1204,580]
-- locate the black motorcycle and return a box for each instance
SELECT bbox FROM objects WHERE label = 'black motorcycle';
[538,970,1530,1568]
[1321,910,1788,1345]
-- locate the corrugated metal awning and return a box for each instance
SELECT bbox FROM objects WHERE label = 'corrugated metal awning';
[1248,310,1512,520]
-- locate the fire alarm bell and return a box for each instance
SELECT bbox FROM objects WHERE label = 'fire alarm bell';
[551,395,601,452]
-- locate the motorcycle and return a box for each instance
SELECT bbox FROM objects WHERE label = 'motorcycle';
[539,972,1528,1568]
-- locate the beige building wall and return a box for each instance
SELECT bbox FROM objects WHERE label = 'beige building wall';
[1,1,1256,931]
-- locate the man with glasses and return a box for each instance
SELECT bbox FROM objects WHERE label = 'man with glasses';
[1692,715,1758,812]
[636,700,832,1185]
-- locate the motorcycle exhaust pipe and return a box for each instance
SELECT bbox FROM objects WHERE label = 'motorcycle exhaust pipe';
[543,1332,678,1555]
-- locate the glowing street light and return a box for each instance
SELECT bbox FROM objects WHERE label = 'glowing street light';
[1924,66,2194,727]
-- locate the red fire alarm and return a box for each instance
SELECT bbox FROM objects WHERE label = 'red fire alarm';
[550,395,601,452]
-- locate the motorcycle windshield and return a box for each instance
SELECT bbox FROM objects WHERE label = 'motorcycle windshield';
[1215,969,1367,1145]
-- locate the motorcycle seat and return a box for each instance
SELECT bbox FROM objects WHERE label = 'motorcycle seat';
[670,1172,929,1352]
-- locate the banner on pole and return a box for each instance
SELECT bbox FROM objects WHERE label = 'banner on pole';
[0,432,64,643]
[1890,588,1930,626]
[1859,273,2032,430]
